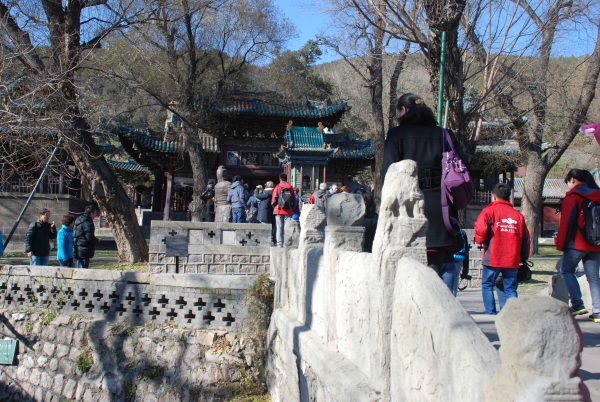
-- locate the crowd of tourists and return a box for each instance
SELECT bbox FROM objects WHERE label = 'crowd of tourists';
[203,170,375,248]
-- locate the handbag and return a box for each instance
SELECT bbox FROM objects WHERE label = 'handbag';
[517,260,533,282]
[441,129,474,234]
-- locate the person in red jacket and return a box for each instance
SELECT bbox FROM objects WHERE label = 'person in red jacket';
[555,168,600,322]
[271,173,296,248]
[475,183,530,315]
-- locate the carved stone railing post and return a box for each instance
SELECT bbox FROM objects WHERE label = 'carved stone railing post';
[369,160,427,397]
[322,193,366,349]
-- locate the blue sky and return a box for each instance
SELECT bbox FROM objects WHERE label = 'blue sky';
[277,0,337,62]
[277,1,598,61]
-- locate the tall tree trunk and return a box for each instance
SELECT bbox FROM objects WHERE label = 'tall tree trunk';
[64,119,149,262]
[371,10,386,207]
[520,157,546,255]
[387,43,411,128]
[425,29,465,131]
[187,139,209,222]
[423,1,466,133]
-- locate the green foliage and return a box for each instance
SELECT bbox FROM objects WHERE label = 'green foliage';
[77,352,93,373]
[109,321,138,336]
[138,365,164,382]
[123,379,137,401]
[111,348,124,360]
[1,252,26,258]
[24,321,33,333]
[40,310,56,326]
[227,366,270,402]
[257,41,333,100]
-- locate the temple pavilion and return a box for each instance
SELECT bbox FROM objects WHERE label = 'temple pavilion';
[115,93,376,214]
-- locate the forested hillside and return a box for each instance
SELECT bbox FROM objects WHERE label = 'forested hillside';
[314,54,600,178]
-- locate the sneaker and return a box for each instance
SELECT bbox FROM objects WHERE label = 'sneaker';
[589,313,600,323]
[571,307,588,316]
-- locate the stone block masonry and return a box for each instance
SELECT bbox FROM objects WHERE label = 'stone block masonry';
[149,221,272,275]
[0,265,254,331]
[0,312,256,401]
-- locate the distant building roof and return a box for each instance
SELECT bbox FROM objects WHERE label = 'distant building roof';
[513,178,569,200]
[283,127,375,162]
[0,127,56,137]
[325,132,375,160]
[475,140,521,154]
[215,99,350,119]
[107,159,149,173]
[113,127,183,153]
[475,140,552,154]
[194,92,351,120]
[285,127,333,154]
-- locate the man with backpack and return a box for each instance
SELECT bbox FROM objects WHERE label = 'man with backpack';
[475,183,530,315]
[271,173,296,248]
[555,168,600,322]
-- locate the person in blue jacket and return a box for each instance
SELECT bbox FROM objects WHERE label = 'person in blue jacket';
[227,176,249,223]
[57,215,75,267]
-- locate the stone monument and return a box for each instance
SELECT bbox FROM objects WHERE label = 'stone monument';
[214,165,232,223]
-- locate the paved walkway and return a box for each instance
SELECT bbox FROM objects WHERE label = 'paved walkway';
[457,288,600,400]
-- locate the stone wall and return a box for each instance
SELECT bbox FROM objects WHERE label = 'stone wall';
[0,264,264,401]
[0,313,256,401]
[0,266,253,330]
[0,194,86,252]
[149,221,271,275]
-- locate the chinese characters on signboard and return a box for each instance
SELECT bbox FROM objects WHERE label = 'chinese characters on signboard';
[225,150,277,167]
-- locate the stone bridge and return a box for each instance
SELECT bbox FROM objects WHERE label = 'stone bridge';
[267,160,589,401]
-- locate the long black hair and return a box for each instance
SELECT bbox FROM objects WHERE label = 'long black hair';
[396,93,437,126]
[565,168,599,189]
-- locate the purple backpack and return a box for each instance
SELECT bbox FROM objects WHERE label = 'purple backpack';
[441,129,473,233]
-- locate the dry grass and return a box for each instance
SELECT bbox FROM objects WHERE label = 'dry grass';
[518,258,559,296]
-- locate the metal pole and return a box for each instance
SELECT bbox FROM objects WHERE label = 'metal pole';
[437,30,447,126]
[3,136,64,250]
[443,100,450,129]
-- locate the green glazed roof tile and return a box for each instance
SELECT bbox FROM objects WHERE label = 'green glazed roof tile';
[113,127,182,153]
[283,126,374,159]
[196,98,350,118]
[107,159,149,173]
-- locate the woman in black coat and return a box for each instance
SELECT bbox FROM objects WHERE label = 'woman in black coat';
[255,183,274,224]
[255,181,276,245]
[381,93,464,274]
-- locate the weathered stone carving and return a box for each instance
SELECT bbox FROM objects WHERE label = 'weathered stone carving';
[484,296,590,402]
[298,204,327,248]
[369,160,428,397]
[284,219,300,248]
[326,193,365,227]
[214,165,232,223]
[391,257,499,401]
